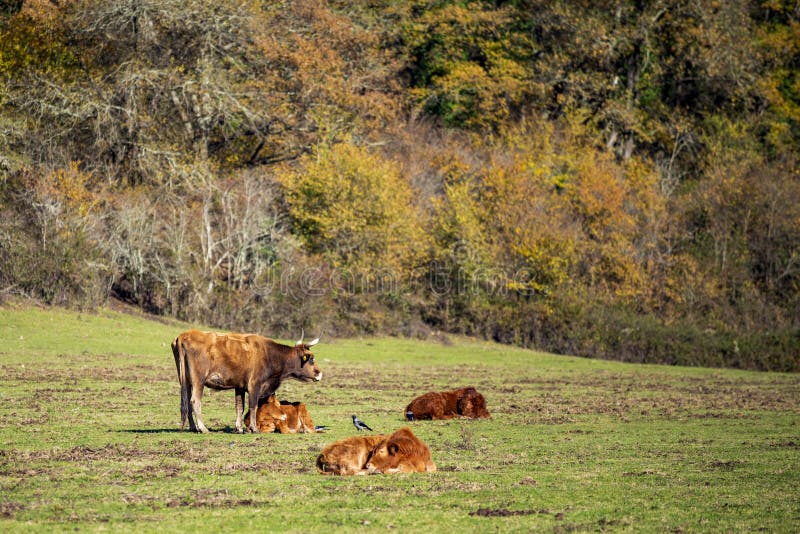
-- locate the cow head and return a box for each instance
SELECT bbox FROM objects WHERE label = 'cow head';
[290,333,322,382]
[457,388,490,418]
[364,427,434,474]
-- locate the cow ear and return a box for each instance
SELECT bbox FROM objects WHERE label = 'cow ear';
[388,442,399,455]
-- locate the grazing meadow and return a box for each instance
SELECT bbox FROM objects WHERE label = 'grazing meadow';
[0,303,798,532]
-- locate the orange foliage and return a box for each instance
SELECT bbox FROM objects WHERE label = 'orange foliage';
[38,162,95,217]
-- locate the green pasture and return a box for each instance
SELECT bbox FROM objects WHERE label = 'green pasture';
[0,303,798,532]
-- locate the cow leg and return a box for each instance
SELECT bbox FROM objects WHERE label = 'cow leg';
[234,387,246,433]
[247,391,260,433]
[434,403,449,420]
[186,380,198,432]
[190,387,210,433]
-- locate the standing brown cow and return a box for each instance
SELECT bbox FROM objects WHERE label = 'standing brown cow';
[171,330,322,433]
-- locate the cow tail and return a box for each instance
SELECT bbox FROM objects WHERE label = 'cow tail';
[172,337,190,429]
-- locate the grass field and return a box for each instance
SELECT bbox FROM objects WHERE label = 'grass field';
[0,302,798,532]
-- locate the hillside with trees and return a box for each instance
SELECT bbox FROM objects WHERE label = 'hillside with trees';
[1,0,798,370]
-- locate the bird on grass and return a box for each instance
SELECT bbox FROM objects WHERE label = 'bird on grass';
[405,410,414,421]
[352,415,373,432]
[314,425,329,432]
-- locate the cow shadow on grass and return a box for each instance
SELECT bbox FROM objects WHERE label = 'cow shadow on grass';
[116,428,189,434]
[117,426,246,434]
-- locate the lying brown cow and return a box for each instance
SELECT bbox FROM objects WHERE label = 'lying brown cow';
[317,427,436,475]
[171,330,322,433]
[277,400,315,434]
[241,395,286,433]
[404,386,489,421]
[243,396,315,434]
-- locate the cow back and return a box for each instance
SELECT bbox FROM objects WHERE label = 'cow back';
[317,435,386,475]
[178,330,269,390]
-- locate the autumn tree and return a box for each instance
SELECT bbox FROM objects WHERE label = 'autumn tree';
[0,0,797,368]
[279,141,427,275]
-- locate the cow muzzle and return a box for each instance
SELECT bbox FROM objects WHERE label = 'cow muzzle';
[314,373,322,382]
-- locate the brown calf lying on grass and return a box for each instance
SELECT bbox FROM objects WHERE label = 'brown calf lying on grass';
[243,396,315,433]
[277,400,315,434]
[404,386,490,420]
[317,427,436,475]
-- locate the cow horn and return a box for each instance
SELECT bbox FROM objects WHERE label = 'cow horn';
[307,335,321,347]
[296,329,304,346]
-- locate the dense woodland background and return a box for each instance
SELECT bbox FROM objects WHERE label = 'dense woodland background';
[0,0,798,370]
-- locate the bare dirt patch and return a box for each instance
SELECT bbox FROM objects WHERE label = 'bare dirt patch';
[469,507,547,517]
[118,489,267,510]
[56,443,150,461]
[766,440,799,449]
[0,363,166,384]
[503,372,800,422]
[2,441,209,467]
[623,470,668,477]
[707,460,745,471]
[165,489,266,509]
[0,501,25,518]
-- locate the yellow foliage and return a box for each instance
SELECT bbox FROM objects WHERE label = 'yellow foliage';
[477,122,666,302]
[400,1,534,131]
[250,0,399,145]
[278,142,428,276]
[0,5,73,80]
[39,162,95,217]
